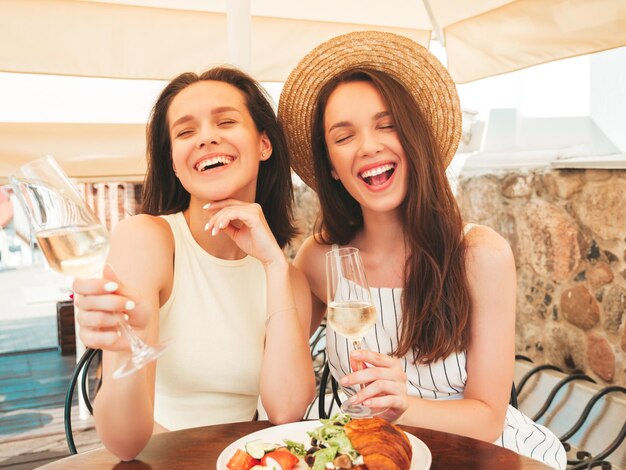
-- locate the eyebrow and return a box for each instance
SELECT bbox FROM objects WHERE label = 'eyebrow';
[170,106,242,129]
[327,111,390,134]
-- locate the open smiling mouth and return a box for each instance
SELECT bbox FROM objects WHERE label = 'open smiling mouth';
[359,163,396,187]
[194,156,234,172]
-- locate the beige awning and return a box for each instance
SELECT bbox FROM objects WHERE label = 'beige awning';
[0,123,146,184]
[1,0,625,182]
[2,0,625,83]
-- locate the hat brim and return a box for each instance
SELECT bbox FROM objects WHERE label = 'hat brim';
[278,30,461,191]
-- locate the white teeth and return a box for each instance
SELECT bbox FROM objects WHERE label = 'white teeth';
[195,156,233,171]
[359,163,395,179]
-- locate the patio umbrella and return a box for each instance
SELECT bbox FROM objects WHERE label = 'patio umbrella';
[2,0,625,83]
[0,0,625,182]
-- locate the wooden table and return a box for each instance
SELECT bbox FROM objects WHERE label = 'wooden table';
[41,421,552,469]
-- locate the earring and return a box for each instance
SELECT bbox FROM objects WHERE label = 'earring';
[331,170,339,181]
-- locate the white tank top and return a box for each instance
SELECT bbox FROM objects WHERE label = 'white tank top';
[153,212,267,430]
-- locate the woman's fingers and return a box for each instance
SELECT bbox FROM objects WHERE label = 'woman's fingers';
[204,203,265,236]
[74,292,135,315]
[79,327,128,351]
[72,263,144,352]
[345,377,409,416]
[76,309,120,329]
[351,349,399,368]
[340,351,408,415]
[72,277,118,296]
[73,268,137,304]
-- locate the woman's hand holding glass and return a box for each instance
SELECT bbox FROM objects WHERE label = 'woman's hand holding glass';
[73,264,151,352]
[9,155,169,379]
[326,247,390,418]
[339,348,410,422]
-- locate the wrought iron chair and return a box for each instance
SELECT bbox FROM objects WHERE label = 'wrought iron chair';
[515,356,626,469]
[64,348,101,454]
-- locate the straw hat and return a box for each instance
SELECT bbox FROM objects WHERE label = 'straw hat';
[278,30,461,191]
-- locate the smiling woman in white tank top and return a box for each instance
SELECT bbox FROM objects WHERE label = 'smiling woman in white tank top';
[71,67,315,461]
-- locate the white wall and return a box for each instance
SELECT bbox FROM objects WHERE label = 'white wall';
[591,46,626,153]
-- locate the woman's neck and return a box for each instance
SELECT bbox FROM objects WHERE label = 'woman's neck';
[184,200,247,260]
[352,208,406,287]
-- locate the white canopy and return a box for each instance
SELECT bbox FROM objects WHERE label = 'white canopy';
[1,0,625,181]
[3,0,625,83]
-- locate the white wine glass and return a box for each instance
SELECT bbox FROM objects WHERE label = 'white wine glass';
[326,246,386,418]
[9,155,169,379]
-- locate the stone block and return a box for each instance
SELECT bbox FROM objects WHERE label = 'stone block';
[584,169,612,182]
[544,326,586,373]
[573,179,626,240]
[501,174,531,199]
[603,285,626,333]
[587,333,615,382]
[587,262,614,289]
[553,170,584,199]
[458,175,501,223]
[516,200,581,281]
[561,285,600,330]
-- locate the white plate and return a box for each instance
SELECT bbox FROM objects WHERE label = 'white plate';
[216,420,431,469]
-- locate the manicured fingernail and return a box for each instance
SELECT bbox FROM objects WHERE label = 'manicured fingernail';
[211,227,217,236]
[125,300,135,311]
[204,222,211,231]
[117,330,122,337]
[202,203,211,209]
[340,377,349,385]
[104,281,118,292]
[123,313,129,322]
[218,221,223,229]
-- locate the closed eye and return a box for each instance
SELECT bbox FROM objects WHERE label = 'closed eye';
[335,133,354,144]
[176,129,194,137]
[218,119,237,126]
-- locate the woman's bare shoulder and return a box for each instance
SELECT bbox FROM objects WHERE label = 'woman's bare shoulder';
[296,235,331,258]
[112,214,172,240]
[109,214,174,258]
[464,224,515,274]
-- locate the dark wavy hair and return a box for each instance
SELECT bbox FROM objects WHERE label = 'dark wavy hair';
[312,69,471,363]
[141,66,297,248]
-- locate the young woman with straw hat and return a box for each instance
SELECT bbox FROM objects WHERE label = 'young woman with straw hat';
[279,31,565,469]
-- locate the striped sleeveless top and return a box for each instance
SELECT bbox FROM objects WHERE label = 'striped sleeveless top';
[326,229,566,469]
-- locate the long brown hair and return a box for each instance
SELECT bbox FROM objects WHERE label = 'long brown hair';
[312,69,470,363]
[142,66,297,248]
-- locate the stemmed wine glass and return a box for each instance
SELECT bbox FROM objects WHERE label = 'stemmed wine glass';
[326,246,385,418]
[9,155,169,379]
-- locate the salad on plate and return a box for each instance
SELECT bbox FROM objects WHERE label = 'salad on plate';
[226,414,367,470]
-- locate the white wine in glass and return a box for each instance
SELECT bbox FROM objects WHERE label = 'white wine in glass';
[327,301,377,341]
[10,155,169,379]
[36,225,109,278]
[326,246,385,418]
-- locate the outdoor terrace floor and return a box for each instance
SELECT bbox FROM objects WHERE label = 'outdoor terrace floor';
[0,349,100,469]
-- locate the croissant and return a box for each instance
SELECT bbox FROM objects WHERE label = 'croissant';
[344,418,412,470]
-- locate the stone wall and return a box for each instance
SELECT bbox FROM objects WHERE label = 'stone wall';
[458,168,626,386]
